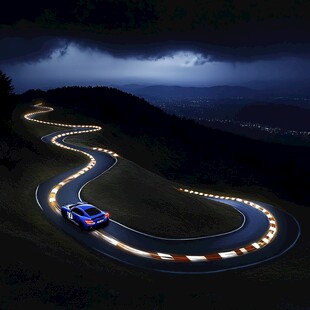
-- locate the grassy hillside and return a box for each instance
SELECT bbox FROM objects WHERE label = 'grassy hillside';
[16,100,243,238]
[81,157,243,238]
[20,86,310,206]
[0,90,309,309]
[236,102,310,131]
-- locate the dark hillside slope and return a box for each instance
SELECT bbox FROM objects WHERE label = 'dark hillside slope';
[126,85,259,100]
[20,86,310,206]
[236,103,310,131]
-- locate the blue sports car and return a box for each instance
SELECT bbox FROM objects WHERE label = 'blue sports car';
[61,202,110,230]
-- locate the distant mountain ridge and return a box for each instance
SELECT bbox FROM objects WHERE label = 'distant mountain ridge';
[118,81,310,100]
[119,84,261,99]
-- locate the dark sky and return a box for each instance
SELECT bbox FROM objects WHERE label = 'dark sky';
[1,0,310,93]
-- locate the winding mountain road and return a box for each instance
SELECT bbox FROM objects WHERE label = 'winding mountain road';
[25,103,301,273]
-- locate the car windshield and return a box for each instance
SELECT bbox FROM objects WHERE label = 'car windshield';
[85,207,101,216]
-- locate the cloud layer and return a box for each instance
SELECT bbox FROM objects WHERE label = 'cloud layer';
[3,43,310,93]
[1,1,310,92]
[1,0,310,64]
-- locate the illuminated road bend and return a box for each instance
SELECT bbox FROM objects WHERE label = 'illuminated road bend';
[24,103,278,263]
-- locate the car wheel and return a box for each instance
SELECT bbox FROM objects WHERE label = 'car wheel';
[79,221,85,231]
[61,209,66,218]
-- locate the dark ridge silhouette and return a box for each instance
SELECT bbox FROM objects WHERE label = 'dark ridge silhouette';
[236,103,310,131]
[20,86,310,206]
[121,85,260,100]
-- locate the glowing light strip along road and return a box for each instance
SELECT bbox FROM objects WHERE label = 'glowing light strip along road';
[24,103,118,214]
[25,103,278,263]
[92,188,278,262]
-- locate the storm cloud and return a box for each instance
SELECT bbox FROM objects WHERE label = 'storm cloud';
[1,0,310,91]
[1,0,310,63]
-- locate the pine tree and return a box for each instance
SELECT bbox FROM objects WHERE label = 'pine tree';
[0,70,16,122]
[0,70,14,96]
[0,70,18,169]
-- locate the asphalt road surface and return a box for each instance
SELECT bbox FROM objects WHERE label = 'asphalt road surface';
[25,103,301,274]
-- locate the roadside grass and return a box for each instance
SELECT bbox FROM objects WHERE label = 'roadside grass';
[2,104,118,266]
[0,102,309,309]
[20,102,244,237]
[20,100,310,270]
[81,157,243,238]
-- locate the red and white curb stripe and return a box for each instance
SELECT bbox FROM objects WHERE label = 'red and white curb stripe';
[94,186,278,262]
[25,103,278,263]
